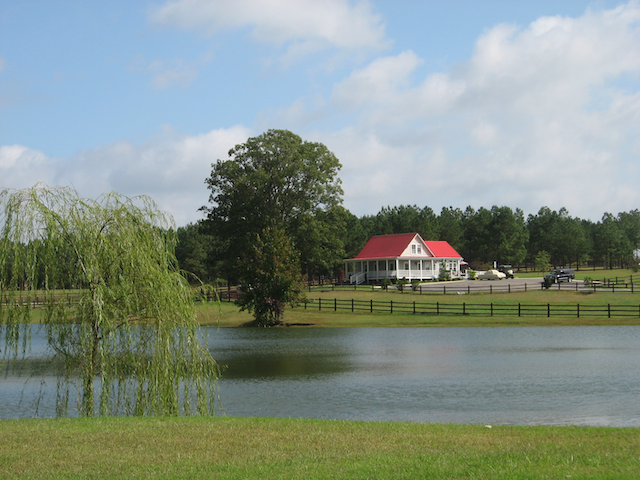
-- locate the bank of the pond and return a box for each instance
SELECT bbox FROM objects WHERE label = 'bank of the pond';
[0,416,638,479]
[197,290,640,327]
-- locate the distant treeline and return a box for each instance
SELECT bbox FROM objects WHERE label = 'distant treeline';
[176,205,640,282]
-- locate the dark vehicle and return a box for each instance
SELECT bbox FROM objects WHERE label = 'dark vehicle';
[544,268,575,283]
[498,265,514,279]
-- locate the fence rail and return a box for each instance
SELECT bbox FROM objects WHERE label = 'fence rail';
[305,298,640,318]
[306,280,638,295]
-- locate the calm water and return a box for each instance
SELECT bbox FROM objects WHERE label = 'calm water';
[2,326,639,426]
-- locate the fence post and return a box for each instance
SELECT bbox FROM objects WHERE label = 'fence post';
[608,304,611,318]
[547,303,550,317]
[437,302,440,315]
[352,299,354,312]
[413,301,416,314]
[334,298,337,311]
[508,284,511,293]
[370,299,373,313]
[468,285,470,294]
[319,298,322,311]
[490,303,493,316]
[490,285,492,294]
[577,303,580,318]
[518,303,521,317]
[525,283,527,292]
[390,300,393,314]
[463,302,466,315]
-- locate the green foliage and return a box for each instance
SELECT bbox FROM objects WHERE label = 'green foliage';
[202,129,344,280]
[438,262,451,281]
[0,185,219,417]
[175,221,218,283]
[527,207,589,267]
[468,270,477,280]
[381,278,392,290]
[396,277,407,292]
[534,250,552,273]
[236,226,306,327]
[410,279,421,291]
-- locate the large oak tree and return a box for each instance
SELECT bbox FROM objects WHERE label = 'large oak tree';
[202,129,345,282]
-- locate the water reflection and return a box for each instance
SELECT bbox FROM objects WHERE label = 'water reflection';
[2,325,640,426]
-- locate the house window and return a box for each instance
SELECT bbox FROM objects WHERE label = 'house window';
[411,245,416,254]
[404,262,409,270]
[417,245,422,254]
[389,261,395,271]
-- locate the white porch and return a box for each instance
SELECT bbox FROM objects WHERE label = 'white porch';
[345,258,454,284]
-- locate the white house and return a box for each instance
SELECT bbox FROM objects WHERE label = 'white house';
[344,233,464,284]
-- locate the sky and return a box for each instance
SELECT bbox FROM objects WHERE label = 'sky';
[1,0,639,227]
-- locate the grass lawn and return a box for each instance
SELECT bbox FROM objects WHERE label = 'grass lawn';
[198,288,640,328]
[1,416,639,479]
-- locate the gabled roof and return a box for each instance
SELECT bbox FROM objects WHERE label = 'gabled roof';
[354,233,418,259]
[347,233,463,260]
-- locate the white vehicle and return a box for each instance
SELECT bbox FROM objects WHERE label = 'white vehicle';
[477,269,507,280]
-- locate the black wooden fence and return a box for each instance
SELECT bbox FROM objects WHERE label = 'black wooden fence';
[305,298,640,318]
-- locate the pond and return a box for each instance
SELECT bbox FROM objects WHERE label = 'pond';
[2,326,639,426]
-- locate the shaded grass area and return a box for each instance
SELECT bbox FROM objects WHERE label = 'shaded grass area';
[1,417,638,479]
[198,290,640,328]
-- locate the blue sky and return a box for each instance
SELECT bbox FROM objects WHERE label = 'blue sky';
[1,0,639,226]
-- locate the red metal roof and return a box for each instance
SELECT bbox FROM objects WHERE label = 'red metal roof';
[347,233,462,260]
[354,233,417,259]
[424,240,462,258]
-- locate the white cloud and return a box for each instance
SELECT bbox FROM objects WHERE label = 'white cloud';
[151,0,390,61]
[331,50,422,110]
[306,2,640,220]
[0,126,251,226]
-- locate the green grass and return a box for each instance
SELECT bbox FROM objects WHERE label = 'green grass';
[0,416,638,479]
[199,289,640,328]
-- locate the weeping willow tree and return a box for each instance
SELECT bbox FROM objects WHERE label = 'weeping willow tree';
[0,184,220,417]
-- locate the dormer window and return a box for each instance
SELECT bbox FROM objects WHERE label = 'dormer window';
[411,245,416,254]
[417,245,421,254]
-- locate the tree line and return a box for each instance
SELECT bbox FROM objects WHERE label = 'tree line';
[178,191,640,283]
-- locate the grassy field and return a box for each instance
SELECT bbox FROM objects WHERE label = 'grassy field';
[1,416,639,479]
[198,288,640,328]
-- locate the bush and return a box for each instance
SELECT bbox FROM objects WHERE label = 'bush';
[467,270,477,280]
[438,265,451,282]
[411,279,421,291]
[397,277,408,292]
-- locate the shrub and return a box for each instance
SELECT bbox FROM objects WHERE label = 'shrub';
[438,264,451,282]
